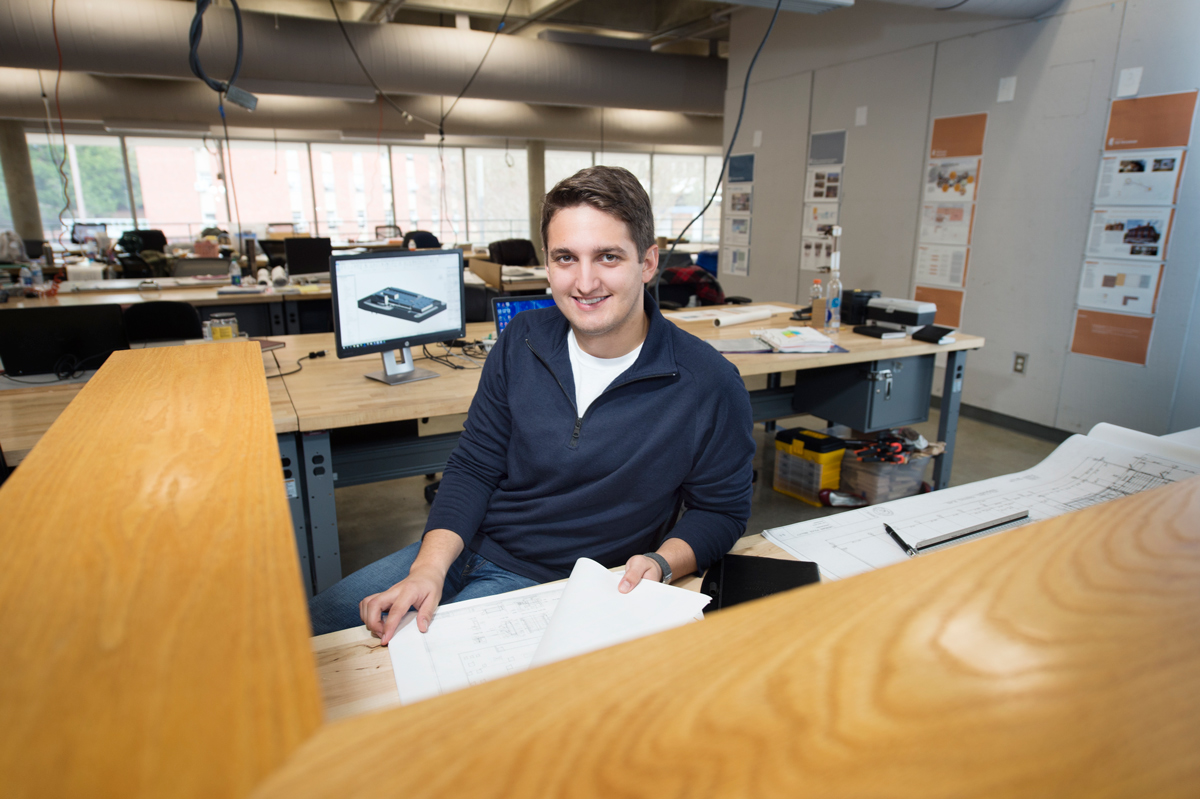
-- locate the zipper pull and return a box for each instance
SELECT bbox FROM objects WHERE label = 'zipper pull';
[570,417,582,447]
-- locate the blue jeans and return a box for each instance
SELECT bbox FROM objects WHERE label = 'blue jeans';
[308,541,540,636]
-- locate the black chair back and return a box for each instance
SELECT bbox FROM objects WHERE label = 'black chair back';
[487,239,540,266]
[123,301,203,342]
[23,240,47,260]
[402,230,441,249]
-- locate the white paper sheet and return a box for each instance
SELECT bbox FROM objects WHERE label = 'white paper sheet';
[530,559,710,668]
[1076,259,1162,315]
[763,432,1199,581]
[801,237,833,271]
[387,581,566,705]
[725,216,751,247]
[924,159,980,201]
[1087,422,1200,466]
[919,202,973,246]
[805,167,842,202]
[1085,207,1173,260]
[1094,148,1184,205]
[668,304,793,322]
[914,244,969,288]
[722,246,750,277]
[801,203,839,238]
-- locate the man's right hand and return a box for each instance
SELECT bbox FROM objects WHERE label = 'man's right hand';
[359,529,464,644]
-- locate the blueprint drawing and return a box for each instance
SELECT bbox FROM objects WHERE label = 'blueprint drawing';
[763,433,1198,581]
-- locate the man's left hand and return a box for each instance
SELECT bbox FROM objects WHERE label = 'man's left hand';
[618,539,697,593]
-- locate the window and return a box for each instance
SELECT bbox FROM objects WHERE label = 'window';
[223,140,314,237]
[651,154,705,242]
[0,166,11,231]
[465,147,529,245]
[391,145,466,246]
[545,150,592,193]
[27,132,137,239]
[309,143,394,242]
[595,152,651,196]
[701,155,724,244]
[126,136,227,242]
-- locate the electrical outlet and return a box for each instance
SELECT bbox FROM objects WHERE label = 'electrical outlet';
[1013,352,1028,374]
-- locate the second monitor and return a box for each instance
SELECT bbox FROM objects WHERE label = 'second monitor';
[331,249,465,385]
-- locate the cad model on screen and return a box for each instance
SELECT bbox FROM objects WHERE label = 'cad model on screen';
[358,287,447,323]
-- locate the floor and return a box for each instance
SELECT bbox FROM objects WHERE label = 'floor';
[331,409,1061,580]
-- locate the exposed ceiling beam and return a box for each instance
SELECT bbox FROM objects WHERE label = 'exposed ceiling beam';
[362,0,408,23]
[503,0,586,36]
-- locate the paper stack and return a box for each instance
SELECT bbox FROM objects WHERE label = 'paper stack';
[752,326,837,353]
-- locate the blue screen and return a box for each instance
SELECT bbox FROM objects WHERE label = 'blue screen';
[494,297,558,336]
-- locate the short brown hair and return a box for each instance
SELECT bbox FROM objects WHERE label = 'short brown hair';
[541,166,655,260]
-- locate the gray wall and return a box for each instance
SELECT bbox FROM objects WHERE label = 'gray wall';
[723,0,1200,434]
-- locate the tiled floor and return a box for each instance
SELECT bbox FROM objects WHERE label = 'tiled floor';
[331,409,1061,579]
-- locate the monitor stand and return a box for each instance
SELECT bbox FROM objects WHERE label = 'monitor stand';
[365,347,439,386]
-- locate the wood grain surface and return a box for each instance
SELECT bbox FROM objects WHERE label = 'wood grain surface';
[0,285,331,310]
[0,343,322,799]
[0,344,296,465]
[253,478,1200,798]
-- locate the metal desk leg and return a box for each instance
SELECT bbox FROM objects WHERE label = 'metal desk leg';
[277,432,313,597]
[300,430,343,594]
[764,372,781,432]
[933,349,966,490]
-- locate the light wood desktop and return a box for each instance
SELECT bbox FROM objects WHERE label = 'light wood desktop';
[0,283,332,310]
[253,476,1200,798]
[0,341,296,467]
[467,258,551,292]
[0,343,322,798]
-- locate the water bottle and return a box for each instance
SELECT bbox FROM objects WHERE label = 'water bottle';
[31,262,44,288]
[228,257,242,286]
[825,270,842,333]
[809,279,823,305]
[19,265,32,287]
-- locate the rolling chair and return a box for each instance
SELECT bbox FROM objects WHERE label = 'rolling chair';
[402,230,441,249]
[375,224,402,240]
[487,238,540,267]
[258,239,288,269]
[656,265,751,310]
[23,240,47,260]
[123,301,203,343]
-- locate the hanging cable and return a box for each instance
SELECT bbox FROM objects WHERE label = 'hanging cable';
[189,0,257,111]
[326,0,438,130]
[50,0,73,245]
[439,0,514,130]
[654,0,783,302]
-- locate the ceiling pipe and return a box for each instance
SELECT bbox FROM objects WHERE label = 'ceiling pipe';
[874,0,1063,18]
[0,69,722,147]
[0,0,726,115]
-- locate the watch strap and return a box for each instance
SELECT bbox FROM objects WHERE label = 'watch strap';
[643,552,672,584]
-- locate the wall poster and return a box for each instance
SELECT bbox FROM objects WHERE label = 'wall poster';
[1085,207,1174,261]
[1094,148,1186,205]
[1070,309,1154,365]
[918,202,974,246]
[914,244,969,289]
[1076,259,1162,316]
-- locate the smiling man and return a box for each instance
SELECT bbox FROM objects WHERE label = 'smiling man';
[309,166,755,643]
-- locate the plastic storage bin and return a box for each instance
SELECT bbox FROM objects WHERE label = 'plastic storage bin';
[839,452,930,505]
[773,428,846,506]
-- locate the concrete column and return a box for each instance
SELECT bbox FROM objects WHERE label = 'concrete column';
[526,139,545,261]
[0,120,44,241]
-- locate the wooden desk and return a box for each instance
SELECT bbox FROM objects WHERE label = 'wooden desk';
[262,308,982,593]
[468,258,550,292]
[0,284,332,310]
[0,343,322,798]
[0,342,297,467]
[253,477,1200,797]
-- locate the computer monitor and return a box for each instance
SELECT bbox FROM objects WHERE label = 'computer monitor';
[0,305,129,377]
[71,223,107,244]
[491,295,558,337]
[330,249,466,385]
[284,237,333,279]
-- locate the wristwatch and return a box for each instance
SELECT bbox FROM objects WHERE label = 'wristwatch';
[642,552,672,584]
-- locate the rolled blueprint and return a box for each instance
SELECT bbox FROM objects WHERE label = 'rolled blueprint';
[712,307,773,327]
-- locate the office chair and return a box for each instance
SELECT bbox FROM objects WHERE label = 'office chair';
[656,265,752,310]
[123,301,203,342]
[464,285,498,323]
[402,230,441,249]
[375,224,402,240]
[23,239,47,260]
[258,239,288,268]
[487,239,540,267]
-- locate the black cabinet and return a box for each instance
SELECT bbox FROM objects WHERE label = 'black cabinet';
[793,354,934,433]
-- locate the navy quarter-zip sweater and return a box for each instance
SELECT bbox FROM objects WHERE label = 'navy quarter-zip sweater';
[424,292,755,584]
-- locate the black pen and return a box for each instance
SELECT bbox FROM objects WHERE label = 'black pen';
[883,523,918,558]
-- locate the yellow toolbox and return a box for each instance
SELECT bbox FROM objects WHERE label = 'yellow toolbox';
[773,428,846,506]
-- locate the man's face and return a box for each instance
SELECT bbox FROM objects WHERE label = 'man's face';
[545,204,658,357]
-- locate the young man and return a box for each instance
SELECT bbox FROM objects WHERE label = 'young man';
[309,166,755,643]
